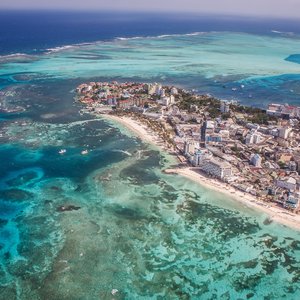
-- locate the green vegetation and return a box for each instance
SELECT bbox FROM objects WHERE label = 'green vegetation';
[278,161,286,169]
[231,105,262,114]
[207,107,221,118]
[247,112,277,125]
[177,90,279,124]
[221,112,231,120]
[177,92,220,111]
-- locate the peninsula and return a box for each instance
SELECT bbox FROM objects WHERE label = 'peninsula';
[75,81,300,229]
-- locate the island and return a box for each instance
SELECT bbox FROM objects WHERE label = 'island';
[75,81,300,229]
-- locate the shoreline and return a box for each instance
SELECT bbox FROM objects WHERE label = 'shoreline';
[165,167,300,231]
[100,113,300,231]
[101,113,175,153]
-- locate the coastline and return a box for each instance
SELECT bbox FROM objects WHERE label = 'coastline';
[165,167,300,231]
[100,113,300,231]
[102,113,174,152]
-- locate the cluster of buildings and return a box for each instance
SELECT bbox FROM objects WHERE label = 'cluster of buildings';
[147,83,177,106]
[267,103,300,119]
[76,81,176,111]
[77,81,300,211]
[171,101,300,210]
[183,141,232,180]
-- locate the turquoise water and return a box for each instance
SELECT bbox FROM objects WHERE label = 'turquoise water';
[1,32,300,299]
[1,32,300,107]
[286,54,300,64]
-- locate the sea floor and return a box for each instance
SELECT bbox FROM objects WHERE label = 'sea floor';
[1,106,300,299]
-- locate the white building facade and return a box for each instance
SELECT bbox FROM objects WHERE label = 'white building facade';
[200,158,232,180]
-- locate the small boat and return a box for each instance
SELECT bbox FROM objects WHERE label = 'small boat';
[81,150,88,155]
[59,149,66,154]
[111,289,119,295]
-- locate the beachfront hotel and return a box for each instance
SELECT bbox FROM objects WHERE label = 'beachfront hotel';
[200,158,232,180]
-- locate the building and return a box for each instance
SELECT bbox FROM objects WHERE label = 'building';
[192,149,212,166]
[293,157,300,173]
[246,123,260,130]
[171,87,178,95]
[184,140,200,155]
[146,83,162,95]
[146,83,156,95]
[245,130,262,145]
[250,153,262,167]
[278,127,292,139]
[201,120,215,143]
[117,98,147,109]
[266,103,300,119]
[269,128,279,137]
[200,158,232,179]
[219,130,230,138]
[155,84,162,95]
[220,101,230,113]
[107,97,117,106]
[284,192,300,210]
[276,177,297,191]
[289,161,297,172]
[205,134,222,143]
[158,95,175,106]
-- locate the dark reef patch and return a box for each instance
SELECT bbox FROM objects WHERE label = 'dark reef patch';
[0,188,33,202]
[108,204,145,220]
[5,171,37,187]
[0,219,8,227]
[182,200,260,238]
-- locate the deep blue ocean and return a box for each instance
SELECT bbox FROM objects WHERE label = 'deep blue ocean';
[1,11,300,56]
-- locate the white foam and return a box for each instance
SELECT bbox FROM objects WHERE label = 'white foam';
[7,32,209,57]
[271,30,295,36]
[116,31,206,41]
[112,149,132,156]
[46,45,76,53]
[116,36,142,41]
[46,42,94,54]
[0,53,32,60]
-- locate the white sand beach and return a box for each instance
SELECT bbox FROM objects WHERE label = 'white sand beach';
[102,114,170,149]
[165,167,300,231]
[102,113,300,231]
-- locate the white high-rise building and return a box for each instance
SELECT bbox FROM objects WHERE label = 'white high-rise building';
[158,95,175,106]
[220,101,230,113]
[155,84,162,95]
[192,150,212,166]
[171,87,178,95]
[147,84,157,95]
[170,95,175,105]
[200,158,232,179]
[245,131,262,145]
[160,88,166,97]
[184,140,199,155]
[278,127,292,139]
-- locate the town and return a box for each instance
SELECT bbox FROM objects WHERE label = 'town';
[76,81,300,212]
